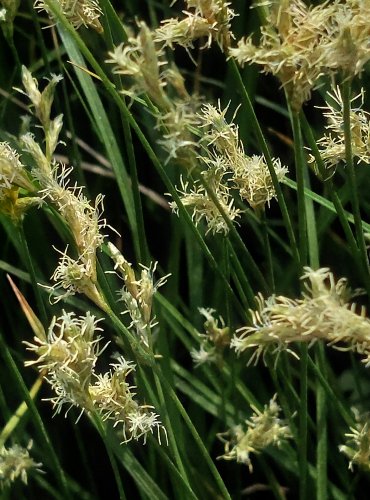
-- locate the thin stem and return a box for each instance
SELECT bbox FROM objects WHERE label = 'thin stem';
[154,366,232,500]
[91,414,127,500]
[300,112,370,293]
[289,108,307,268]
[122,116,150,264]
[289,107,309,500]
[199,172,269,295]
[0,376,43,448]
[149,438,198,500]
[299,344,308,500]
[18,222,48,326]
[301,136,327,500]
[260,209,275,292]
[152,370,192,497]
[315,344,327,500]
[229,59,300,268]
[301,112,358,252]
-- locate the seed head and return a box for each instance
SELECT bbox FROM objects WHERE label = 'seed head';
[17,66,63,129]
[197,102,288,211]
[34,0,103,33]
[0,142,35,198]
[171,170,242,235]
[89,356,166,444]
[0,442,42,488]
[340,408,370,472]
[155,0,235,51]
[191,308,230,367]
[232,267,370,366]
[218,394,292,472]
[25,313,165,444]
[107,22,171,109]
[309,86,370,172]
[108,243,170,345]
[229,0,335,110]
[322,0,370,77]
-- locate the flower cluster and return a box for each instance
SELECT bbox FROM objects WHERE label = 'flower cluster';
[89,356,164,444]
[340,409,370,472]
[154,0,236,51]
[156,98,202,168]
[309,87,370,172]
[229,0,370,110]
[108,21,286,235]
[199,102,288,210]
[34,0,103,33]
[16,67,107,308]
[323,0,370,77]
[0,142,31,194]
[107,22,171,109]
[0,442,42,488]
[218,395,292,472]
[25,311,105,413]
[231,267,370,365]
[25,312,165,443]
[0,141,41,221]
[108,243,169,346]
[190,308,230,367]
[171,102,287,233]
[107,21,205,170]
[170,171,242,235]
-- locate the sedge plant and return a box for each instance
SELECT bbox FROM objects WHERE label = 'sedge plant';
[1,0,370,498]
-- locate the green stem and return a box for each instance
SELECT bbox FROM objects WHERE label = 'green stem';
[199,172,269,295]
[299,344,308,500]
[260,209,275,291]
[301,135,327,500]
[300,113,370,294]
[149,438,198,500]
[229,59,300,268]
[307,357,353,427]
[289,108,307,268]
[136,344,191,498]
[91,414,127,500]
[227,240,256,311]
[122,116,150,264]
[315,344,327,500]
[288,107,310,500]
[18,222,48,326]
[154,367,232,500]
[152,370,192,497]
[0,376,43,448]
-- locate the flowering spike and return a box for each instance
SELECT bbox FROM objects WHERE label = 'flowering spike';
[0,442,42,488]
[34,0,103,33]
[231,267,370,365]
[218,395,292,472]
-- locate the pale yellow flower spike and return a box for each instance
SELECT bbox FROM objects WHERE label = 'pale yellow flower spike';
[340,408,370,472]
[232,267,370,366]
[0,442,42,488]
[34,0,103,33]
[25,312,167,444]
[218,394,292,472]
